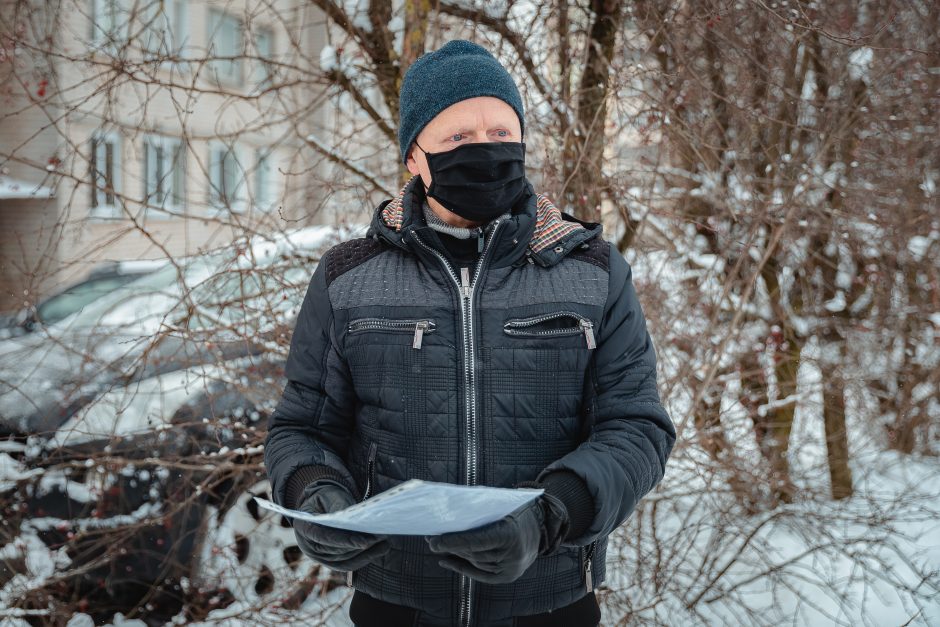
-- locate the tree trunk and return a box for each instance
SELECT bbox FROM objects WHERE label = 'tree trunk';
[821,352,854,499]
[764,322,800,504]
[561,0,623,223]
[694,371,760,513]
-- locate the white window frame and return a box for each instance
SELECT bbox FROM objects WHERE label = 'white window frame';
[207,8,243,87]
[141,0,189,70]
[90,1,189,71]
[251,25,274,90]
[253,148,276,211]
[143,134,186,218]
[208,141,247,215]
[89,130,122,220]
[89,0,128,53]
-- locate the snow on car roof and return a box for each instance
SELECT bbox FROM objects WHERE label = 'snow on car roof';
[45,223,365,334]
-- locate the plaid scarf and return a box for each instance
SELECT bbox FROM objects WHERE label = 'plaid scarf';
[381,176,584,254]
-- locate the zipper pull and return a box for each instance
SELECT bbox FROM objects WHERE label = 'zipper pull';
[477,229,484,253]
[584,539,597,592]
[460,266,471,299]
[347,570,354,586]
[413,320,429,349]
[581,319,597,349]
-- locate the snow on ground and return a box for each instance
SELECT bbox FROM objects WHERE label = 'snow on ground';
[604,449,940,626]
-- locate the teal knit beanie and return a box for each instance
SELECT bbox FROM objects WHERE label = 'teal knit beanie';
[398,40,525,164]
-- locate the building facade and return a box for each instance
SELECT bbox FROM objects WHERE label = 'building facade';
[0,0,330,311]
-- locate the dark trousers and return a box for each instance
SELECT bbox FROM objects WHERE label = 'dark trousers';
[350,588,601,627]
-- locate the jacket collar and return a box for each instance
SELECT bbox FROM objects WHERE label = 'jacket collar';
[368,175,602,269]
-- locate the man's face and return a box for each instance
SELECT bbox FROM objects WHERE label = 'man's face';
[405,96,522,186]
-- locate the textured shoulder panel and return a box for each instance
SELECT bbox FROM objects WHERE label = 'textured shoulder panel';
[568,236,611,272]
[483,257,609,309]
[329,246,452,310]
[322,237,387,286]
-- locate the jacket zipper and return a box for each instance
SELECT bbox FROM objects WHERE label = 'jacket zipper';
[347,442,379,587]
[583,539,597,592]
[410,220,503,627]
[503,311,596,349]
[347,318,436,349]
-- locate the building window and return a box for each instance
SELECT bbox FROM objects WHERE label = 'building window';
[89,0,127,50]
[207,8,242,86]
[90,0,188,68]
[89,132,122,218]
[142,0,188,65]
[143,135,186,215]
[209,142,246,213]
[252,27,274,90]
[254,149,275,211]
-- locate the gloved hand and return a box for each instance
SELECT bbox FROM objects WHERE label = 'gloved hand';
[425,488,570,584]
[293,480,390,571]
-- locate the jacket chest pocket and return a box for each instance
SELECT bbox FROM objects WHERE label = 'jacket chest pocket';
[347,317,437,349]
[503,311,596,350]
[344,316,451,413]
[486,310,596,456]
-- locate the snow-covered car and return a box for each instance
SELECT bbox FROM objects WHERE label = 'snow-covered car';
[0,260,166,341]
[0,224,361,437]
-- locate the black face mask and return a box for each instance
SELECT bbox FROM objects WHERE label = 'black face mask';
[415,140,527,223]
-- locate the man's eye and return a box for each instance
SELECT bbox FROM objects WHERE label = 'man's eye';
[450,133,464,142]
[496,130,508,137]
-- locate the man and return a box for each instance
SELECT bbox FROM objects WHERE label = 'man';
[263,40,676,627]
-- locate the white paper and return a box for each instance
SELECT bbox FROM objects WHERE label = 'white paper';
[254,478,543,536]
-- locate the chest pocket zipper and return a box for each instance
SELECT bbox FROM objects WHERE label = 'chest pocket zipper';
[348,442,379,588]
[503,311,596,350]
[347,318,437,349]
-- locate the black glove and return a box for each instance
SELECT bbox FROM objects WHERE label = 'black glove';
[293,480,391,571]
[425,489,570,584]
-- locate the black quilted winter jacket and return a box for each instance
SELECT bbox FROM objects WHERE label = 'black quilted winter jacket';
[263,175,676,626]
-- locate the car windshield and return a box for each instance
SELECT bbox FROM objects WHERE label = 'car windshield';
[37,274,146,325]
[49,230,333,335]
[52,257,216,332]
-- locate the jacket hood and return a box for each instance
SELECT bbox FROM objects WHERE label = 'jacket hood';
[367,175,602,268]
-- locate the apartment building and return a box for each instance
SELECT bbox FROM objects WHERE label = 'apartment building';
[0,0,330,311]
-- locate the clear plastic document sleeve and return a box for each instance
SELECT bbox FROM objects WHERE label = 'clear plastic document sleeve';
[254,478,544,536]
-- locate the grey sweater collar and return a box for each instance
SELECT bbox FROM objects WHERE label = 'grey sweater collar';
[422,201,509,239]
